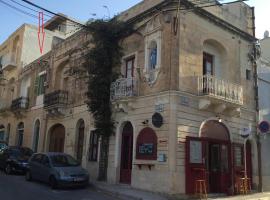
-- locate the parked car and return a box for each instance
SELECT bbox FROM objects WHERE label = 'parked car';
[0,141,7,152]
[26,152,89,189]
[0,146,33,174]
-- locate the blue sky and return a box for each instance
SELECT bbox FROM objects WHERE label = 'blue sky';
[0,0,268,44]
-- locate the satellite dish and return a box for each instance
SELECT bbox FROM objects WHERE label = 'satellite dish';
[264,30,269,38]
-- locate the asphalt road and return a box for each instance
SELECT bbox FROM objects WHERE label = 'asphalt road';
[0,171,118,200]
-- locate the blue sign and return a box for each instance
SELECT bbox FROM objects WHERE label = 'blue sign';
[258,121,270,133]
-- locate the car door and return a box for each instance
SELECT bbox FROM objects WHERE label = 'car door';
[30,154,43,180]
[39,155,51,182]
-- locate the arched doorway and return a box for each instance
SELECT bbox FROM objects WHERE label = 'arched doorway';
[49,124,65,152]
[32,120,40,152]
[76,119,85,162]
[120,122,133,184]
[186,120,231,194]
[17,122,24,146]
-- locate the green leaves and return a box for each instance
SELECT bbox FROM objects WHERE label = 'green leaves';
[84,19,133,137]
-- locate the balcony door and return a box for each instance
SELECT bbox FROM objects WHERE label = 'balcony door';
[125,57,135,78]
[203,52,214,76]
[125,57,135,96]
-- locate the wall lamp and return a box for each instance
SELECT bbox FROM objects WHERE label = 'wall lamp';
[142,120,149,125]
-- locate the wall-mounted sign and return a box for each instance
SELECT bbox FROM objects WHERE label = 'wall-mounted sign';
[155,104,165,113]
[138,143,154,155]
[152,112,163,128]
[258,121,270,133]
[180,96,190,107]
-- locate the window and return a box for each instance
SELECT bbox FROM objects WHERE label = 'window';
[17,122,24,146]
[34,73,46,96]
[136,127,157,160]
[203,52,214,75]
[88,130,99,161]
[246,69,251,80]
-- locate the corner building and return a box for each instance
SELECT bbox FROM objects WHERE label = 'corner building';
[0,0,259,196]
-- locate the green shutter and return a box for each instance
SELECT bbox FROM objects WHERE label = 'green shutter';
[34,76,39,95]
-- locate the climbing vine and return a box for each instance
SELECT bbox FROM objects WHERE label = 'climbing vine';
[84,19,133,137]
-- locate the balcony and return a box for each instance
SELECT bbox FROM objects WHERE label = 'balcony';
[44,90,68,109]
[197,75,243,114]
[11,97,29,111]
[110,78,137,101]
[0,99,11,115]
[1,54,17,71]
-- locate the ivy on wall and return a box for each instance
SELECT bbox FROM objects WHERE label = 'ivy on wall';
[83,19,133,180]
[84,19,133,137]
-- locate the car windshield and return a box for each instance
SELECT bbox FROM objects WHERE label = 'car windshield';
[0,143,7,150]
[11,148,33,158]
[50,155,79,167]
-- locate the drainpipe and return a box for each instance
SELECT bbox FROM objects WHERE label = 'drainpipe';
[251,7,262,192]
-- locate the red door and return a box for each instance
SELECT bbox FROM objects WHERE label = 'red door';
[246,141,252,184]
[186,137,208,194]
[120,123,133,184]
[186,137,232,194]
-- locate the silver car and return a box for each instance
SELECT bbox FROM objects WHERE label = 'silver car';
[26,152,89,189]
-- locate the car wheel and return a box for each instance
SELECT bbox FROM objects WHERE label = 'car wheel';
[25,171,32,181]
[5,164,12,175]
[49,176,58,189]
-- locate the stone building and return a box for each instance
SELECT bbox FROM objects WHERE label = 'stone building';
[0,0,260,196]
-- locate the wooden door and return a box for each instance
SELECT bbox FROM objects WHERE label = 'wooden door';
[125,57,135,78]
[120,123,133,184]
[49,125,65,152]
[77,124,84,162]
[246,141,252,184]
[186,137,208,194]
[203,52,214,75]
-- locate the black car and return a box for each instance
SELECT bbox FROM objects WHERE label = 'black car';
[0,146,33,174]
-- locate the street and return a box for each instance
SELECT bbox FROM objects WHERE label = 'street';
[0,171,118,200]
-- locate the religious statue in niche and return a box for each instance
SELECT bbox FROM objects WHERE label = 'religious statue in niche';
[149,41,157,70]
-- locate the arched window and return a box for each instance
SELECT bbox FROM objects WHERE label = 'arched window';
[136,127,157,160]
[17,122,24,146]
[76,119,85,162]
[0,125,5,141]
[32,120,40,152]
[149,41,157,70]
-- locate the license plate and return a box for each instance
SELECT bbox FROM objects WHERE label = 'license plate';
[74,177,84,182]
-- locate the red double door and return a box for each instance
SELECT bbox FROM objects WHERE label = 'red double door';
[186,137,232,194]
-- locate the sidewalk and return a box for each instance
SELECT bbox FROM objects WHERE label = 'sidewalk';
[92,181,169,200]
[92,182,270,200]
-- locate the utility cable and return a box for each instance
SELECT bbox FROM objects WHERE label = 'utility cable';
[20,0,86,28]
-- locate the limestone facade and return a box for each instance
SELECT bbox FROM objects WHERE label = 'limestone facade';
[0,0,260,195]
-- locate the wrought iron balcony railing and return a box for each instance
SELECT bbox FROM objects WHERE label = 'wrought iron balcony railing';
[198,75,243,105]
[11,97,29,111]
[110,77,137,101]
[44,90,68,109]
